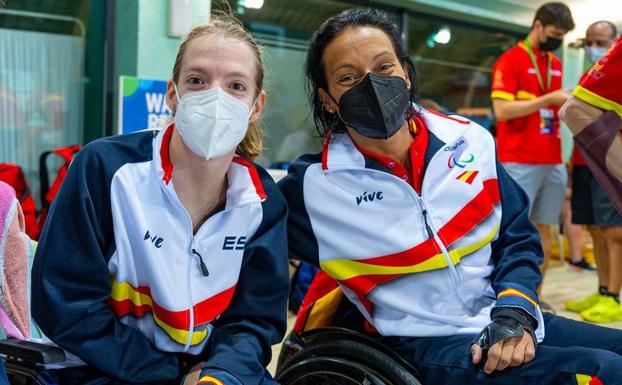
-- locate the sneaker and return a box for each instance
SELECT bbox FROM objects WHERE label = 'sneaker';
[568,258,597,271]
[580,296,622,323]
[565,292,604,313]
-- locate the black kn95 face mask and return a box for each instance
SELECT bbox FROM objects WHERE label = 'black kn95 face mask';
[335,72,410,139]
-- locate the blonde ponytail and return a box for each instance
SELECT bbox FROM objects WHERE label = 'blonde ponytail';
[237,121,263,161]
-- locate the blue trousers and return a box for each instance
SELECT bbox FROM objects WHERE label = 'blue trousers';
[47,366,276,385]
[0,359,8,385]
[379,314,622,385]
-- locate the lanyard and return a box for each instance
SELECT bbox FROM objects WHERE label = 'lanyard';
[524,39,552,93]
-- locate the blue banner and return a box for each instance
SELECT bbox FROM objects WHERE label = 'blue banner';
[118,76,172,135]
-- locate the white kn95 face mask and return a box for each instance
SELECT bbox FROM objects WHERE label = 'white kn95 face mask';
[174,84,253,160]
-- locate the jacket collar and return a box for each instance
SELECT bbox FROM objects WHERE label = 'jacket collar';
[152,125,267,208]
[322,108,470,171]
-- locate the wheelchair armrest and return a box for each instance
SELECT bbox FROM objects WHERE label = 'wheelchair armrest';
[0,338,66,364]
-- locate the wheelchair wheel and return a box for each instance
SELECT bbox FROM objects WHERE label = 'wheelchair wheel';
[3,361,57,385]
[277,356,386,385]
[276,338,422,385]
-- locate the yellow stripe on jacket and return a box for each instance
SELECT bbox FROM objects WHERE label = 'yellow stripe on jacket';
[321,224,499,281]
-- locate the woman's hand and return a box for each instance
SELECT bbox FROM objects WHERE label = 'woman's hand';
[471,332,536,374]
[471,308,538,374]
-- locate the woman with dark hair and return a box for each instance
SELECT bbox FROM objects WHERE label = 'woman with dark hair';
[279,8,622,385]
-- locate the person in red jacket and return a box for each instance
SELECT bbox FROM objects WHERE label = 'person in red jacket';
[491,3,574,309]
[565,20,622,323]
[561,35,622,212]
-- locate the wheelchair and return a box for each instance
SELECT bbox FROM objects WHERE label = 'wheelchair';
[0,338,66,385]
[0,269,423,385]
[277,269,425,385]
[1,330,423,385]
[275,327,423,385]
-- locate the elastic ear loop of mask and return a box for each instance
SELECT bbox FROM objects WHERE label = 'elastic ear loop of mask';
[173,82,181,104]
[161,82,179,136]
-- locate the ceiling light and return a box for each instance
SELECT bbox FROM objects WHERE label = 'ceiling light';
[434,27,451,44]
[243,0,264,9]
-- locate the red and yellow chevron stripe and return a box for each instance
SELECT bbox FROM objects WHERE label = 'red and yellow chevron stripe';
[320,179,501,311]
[456,170,479,185]
[108,281,236,346]
[576,374,604,385]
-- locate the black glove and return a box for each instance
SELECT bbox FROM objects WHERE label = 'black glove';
[473,307,537,351]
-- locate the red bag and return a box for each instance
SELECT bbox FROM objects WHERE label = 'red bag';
[0,163,39,239]
[37,145,81,232]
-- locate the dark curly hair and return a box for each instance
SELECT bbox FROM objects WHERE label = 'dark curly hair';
[533,2,575,31]
[305,8,419,137]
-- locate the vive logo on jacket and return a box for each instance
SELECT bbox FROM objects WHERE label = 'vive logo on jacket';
[356,191,383,206]
[144,230,164,248]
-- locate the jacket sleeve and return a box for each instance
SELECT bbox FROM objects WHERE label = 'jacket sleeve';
[198,172,289,385]
[491,49,519,102]
[489,161,543,323]
[31,142,181,384]
[277,154,321,266]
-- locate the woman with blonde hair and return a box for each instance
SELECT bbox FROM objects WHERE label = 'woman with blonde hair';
[32,13,288,385]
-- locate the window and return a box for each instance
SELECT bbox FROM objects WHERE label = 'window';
[220,1,521,165]
[0,1,88,203]
[407,13,521,128]
[222,0,400,167]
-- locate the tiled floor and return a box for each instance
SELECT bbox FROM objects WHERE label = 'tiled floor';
[542,262,622,330]
[268,263,622,375]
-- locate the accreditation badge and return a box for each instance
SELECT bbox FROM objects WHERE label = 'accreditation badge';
[539,108,554,135]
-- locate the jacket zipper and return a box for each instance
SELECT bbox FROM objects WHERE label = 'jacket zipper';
[324,134,470,287]
[159,167,256,351]
[184,238,195,352]
[416,195,460,288]
[168,189,198,352]
[327,166,461,286]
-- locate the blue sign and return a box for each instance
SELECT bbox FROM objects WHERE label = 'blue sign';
[118,76,172,134]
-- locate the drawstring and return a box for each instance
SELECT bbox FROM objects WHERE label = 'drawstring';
[192,249,209,277]
[422,209,434,239]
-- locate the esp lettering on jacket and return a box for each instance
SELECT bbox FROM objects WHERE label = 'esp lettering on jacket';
[223,236,246,250]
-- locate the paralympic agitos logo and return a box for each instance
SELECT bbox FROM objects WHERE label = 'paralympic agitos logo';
[444,139,475,168]
[447,153,475,168]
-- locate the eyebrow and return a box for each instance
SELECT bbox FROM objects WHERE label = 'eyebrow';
[184,66,207,75]
[373,50,395,61]
[227,71,252,80]
[332,50,395,73]
[183,67,252,80]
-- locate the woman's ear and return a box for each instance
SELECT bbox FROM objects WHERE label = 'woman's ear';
[249,90,267,123]
[165,79,178,115]
[402,61,412,91]
[318,88,337,114]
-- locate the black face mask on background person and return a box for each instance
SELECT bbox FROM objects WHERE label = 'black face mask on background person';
[539,35,563,52]
[333,72,410,139]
